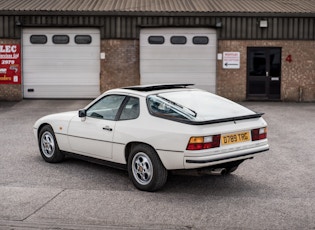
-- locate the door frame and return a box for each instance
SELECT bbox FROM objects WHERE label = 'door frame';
[246,47,282,100]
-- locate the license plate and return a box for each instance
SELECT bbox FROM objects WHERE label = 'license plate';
[221,131,250,145]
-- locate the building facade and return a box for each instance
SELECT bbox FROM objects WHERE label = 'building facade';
[0,0,314,101]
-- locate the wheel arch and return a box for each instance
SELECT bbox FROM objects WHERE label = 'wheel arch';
[37,123,52,139]
[124,142,165,167]
[125,141,168,191]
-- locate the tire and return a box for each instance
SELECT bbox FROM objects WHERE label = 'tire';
[38,125,65,163]
[128,144,168,192]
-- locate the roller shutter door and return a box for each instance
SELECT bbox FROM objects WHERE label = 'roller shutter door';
[23,28,100,98]
[140,28,217,92]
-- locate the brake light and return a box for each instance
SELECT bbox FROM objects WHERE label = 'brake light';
[186,135,221,150]
[251,127,267,141]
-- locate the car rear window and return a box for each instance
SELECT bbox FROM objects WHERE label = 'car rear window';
[147,90,255,123]
[147,95,196,121]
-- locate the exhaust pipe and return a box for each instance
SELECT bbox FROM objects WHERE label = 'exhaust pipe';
[210,168,227,175]
[197,168,227,176]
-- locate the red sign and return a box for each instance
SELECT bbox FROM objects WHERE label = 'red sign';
[0,44,21,84]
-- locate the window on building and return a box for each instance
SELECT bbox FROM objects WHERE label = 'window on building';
[52,35,69,44]
[193,36,209,45]
[75,35,92,44]
[148,36,165,44]
[170,36,187,45]
[30,35,47,44]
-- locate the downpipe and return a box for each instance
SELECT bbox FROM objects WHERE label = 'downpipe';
[299,86,303,102]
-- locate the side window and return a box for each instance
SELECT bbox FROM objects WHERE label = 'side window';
[147,95,190,120]
[52,35,70,44]
[193,36,209,45]
[75,35,92,44]
[148,36,165,45]
[119,97,140,120]
[170,36,187,45]
[30,35,47,44]
[86,95,126,120]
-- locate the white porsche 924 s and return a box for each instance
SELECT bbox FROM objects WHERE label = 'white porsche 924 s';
[34,84,269,191]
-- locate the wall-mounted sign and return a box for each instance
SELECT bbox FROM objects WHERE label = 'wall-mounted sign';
[0,44,21,84]
[223,52,240,69]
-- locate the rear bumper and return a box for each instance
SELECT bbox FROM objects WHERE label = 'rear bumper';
[184,143,269,169]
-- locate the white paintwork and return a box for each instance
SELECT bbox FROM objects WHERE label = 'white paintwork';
[140,28,217,92]
[33,86,269,170]
[23,28,100,98]
[67,116,115,159]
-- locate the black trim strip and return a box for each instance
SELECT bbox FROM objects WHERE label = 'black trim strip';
[64,152,127,170]
[156,149,183,153]
[186,149,269,164]
[124,83,194,91]
[55,132,125,146]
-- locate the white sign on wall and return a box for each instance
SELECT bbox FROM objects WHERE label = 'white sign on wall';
[223,52,240,69]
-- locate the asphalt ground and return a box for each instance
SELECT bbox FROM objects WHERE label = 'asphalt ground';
[0,100,314,230]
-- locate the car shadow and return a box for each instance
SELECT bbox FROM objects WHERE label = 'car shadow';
[162,172,268,197]
[34,155,267,196]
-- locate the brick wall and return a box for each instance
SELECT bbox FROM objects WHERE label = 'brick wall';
[217,40,315,102]
[0,39,23,101]
[100,39,140,93]
[1,38,314,102]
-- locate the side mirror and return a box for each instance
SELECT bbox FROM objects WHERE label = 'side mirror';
[78,109,86,118]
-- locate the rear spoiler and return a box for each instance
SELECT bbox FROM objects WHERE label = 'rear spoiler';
[190,113,264,125]
[157,112,264,125]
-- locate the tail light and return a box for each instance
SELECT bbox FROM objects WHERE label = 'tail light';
[186,135,221,150]
[251,127,267,141]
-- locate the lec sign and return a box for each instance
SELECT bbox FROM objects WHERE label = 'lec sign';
[0,44,21,84]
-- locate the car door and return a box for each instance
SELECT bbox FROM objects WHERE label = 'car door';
[67,94,126,160]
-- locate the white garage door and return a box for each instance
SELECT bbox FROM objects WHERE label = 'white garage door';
[23,28,100,98]
[140,28,217,92]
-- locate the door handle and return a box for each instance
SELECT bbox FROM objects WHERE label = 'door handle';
[103,126,113,131]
